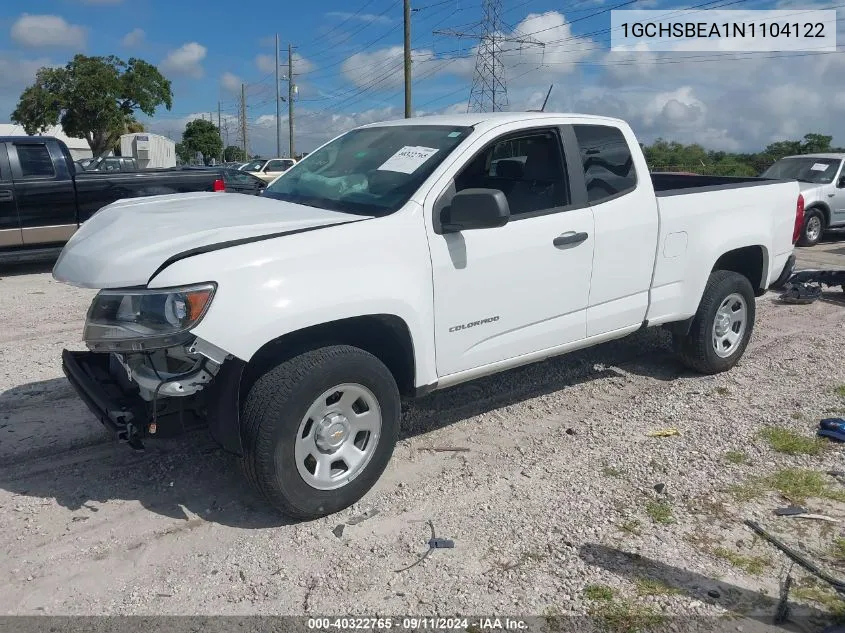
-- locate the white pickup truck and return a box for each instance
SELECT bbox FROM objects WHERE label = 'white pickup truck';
[53,112,802,519]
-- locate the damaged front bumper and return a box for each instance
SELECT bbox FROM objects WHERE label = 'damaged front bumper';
[61,348,246,454]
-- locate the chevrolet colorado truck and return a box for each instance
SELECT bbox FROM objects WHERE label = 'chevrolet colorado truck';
[760,153,845,247]
[53,113,802,519]
[0,136,242,263]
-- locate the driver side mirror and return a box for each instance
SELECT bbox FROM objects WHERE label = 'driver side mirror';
[442,188,510,233]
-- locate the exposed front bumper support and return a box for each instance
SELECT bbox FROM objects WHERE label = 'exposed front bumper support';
[62,349,246,454]
[62,349,148,449]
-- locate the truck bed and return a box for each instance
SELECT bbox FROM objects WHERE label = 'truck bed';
[650,173,789,196]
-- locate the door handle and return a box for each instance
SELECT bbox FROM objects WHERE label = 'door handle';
[0,190,12,202]
[828,193,835,197]
[553,231,588,247]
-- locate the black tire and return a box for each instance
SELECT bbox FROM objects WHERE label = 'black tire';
[241,345,400,520]
[673,270,756,374]
[797,208,824,247]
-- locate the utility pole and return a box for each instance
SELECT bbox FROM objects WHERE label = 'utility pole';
[288,43,295,158]
[404,0,412,118]
[275,33,282,158]
[217,101,223,162]
[434,0,544,112]
[241,83,248,159]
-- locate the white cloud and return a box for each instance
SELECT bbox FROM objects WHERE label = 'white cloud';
[256,52,315,76]
[220,72,242,94]
[341,46,443,89]
[0,55,50,94]
[161,42,207,79]
[121,28,144,47]
[11,14,87,49]
[325,11,391,24]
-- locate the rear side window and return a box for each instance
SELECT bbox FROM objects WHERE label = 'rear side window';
[572,125,636,203]
[16,144,55,178]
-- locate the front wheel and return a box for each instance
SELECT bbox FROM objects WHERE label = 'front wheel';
[797,208,824,247]
[674,270,756,374]
[241,345,400,520]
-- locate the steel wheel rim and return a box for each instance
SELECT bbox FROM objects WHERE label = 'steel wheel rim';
[806,215,822,242]
[712,293,748,358]
[293,383,382,491]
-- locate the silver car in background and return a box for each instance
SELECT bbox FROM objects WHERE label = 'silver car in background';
[762,153,845,246]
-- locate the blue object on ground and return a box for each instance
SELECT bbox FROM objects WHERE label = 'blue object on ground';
[818,418,845,442]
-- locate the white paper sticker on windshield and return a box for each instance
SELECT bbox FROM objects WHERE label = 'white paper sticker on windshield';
[811,163,830,171]
[377,146,439,174]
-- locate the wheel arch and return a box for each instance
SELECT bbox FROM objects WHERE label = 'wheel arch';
[240,314,417,400]
[712,244,769,297]
[805,202,831,227]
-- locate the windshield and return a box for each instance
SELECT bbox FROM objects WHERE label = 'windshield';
[263,124,473,216]
[242,159,267,171]
[761,157,842,184]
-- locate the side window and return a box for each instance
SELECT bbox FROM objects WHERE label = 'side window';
[572,124,637,203]
[266,160,285,171]
[454,131,570,216]
[16,144,56,178]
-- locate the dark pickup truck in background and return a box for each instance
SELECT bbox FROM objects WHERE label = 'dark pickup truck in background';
[0,136,257,263]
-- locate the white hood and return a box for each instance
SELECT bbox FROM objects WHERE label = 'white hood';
[52,192,363,289]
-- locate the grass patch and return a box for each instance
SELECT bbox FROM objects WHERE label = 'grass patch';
[729,469,845,505]
[791,412,803,420]
[712,547,770,576]
[645,500,674,524]
[619,519,642,536]
[589,600,667,633]
[768,468,845,503]
[724,450,749,465]
[603,466,623,477]
[794,586,845,621]
[834,385,845,398]
[759,426,825,456]
[635,577,683,597]
[831,538,845,561]
[584,584,616,602]
[715,386,730,395]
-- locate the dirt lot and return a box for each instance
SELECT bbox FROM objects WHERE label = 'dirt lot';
[0,242,844,629]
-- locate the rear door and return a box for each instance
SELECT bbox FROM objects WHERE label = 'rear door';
[425,124,596,378]
[8,140,77,245]
[570,123,658,337]
[0,143,22,247]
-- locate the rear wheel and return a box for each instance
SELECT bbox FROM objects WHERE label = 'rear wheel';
[674,270,755,374]
[798,208,824,247]
[241,345,400,520]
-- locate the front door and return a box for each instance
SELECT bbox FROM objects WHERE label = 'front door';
[9,141,77,245]
[425,126,595,378]
[0,144,22,248]
[829,159,845,224]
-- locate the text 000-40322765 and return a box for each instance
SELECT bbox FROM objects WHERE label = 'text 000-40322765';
[610,9,837,52]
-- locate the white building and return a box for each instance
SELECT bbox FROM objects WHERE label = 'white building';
[119,132,176,169]
[0,123,93,160]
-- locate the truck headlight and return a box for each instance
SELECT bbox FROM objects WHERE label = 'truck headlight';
[83,283,216,352]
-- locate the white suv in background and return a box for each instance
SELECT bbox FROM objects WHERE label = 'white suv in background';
[762,153,845,246]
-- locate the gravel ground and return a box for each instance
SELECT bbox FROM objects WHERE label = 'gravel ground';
[0,259,844,631]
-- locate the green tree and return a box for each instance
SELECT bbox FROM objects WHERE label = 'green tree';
[800,133,832,154]
[181,119,222,165]
[224,145,246,162]
[11,54,172,157]
[175,142,193,165]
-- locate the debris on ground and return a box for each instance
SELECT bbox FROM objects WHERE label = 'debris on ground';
[346,509,379,526]
[647,428,680,437]
[818,418,845,443]
[417,447,470,453]
[774,505,809,516]
[395,520,454,573]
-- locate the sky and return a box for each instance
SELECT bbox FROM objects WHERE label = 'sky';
[0,0,844,157]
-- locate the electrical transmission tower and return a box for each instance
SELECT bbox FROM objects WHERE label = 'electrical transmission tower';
[434,0,544,113]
